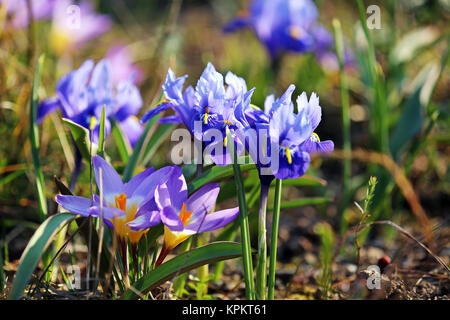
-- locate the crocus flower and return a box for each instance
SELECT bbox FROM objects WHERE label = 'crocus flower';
[55,155,174,244]
[1,0,55,28]
[224,0,333,60]
[38,58,143,147]
[49,0,111,55]
[134,166,240,267]
[141,63,253,166]
[235,84,334,182]
[56,156,174,283]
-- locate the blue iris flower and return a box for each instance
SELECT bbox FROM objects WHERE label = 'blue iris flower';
[141,62,255,166]
[224,0,334,60]
[38,59,143,146]
[235,84,334,183]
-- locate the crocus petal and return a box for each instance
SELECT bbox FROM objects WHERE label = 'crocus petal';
[93,155,124,204]
[127,210,161,231]
[185,183,220,221]
[132,166,175,206]
[37,97,60,124]
[55,195,92,217]
[184,207,239,234]
[88,206,127,220]
[154,166,187,212]
[160,206,184,232]
[124,166,155,198]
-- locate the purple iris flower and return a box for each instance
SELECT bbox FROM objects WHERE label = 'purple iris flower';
[224,0,334,59]
[1,0,55,28]
[235,84,334,183]
[141,63,254,166]
[55,155,174,244]
[49,0,111,54]
[130,166,239,267]
[38,58,143,146]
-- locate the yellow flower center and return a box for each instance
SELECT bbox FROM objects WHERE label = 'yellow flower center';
[203,106,210,124]
[163,203,194,251]
[280,142,293,165]
[110,193,146,244]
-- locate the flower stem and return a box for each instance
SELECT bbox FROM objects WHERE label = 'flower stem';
[256,183,269,300]
[229,133,255,299]
[268,179,282,299]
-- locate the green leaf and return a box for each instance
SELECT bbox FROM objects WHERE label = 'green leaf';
[188,157,255,193]
[141,124,176,166]
[97,105,106,158]
[0,168,27,187]
[268,197,332,211]
[122,112,160,182]
[110,118,131,163]
[29,54,47,221]
[8,213,75,300]
[120,242,244,299]
[390,63,440,158]
[62,118,97,162]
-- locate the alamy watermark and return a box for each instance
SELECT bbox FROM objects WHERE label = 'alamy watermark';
[66,5,81,30]
[366,5,381,30]
[366,265,381,290]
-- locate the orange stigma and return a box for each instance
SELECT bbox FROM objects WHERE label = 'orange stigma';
[179,203,193,226]
[115,193,127,211]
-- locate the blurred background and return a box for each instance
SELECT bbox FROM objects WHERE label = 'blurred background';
[0,0,449,299]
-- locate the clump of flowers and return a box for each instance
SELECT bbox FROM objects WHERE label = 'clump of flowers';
[224,0,333,59]
[38,58,143,146]
[141,62,255,166]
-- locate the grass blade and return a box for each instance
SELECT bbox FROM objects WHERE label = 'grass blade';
[110,118,131,163]
[227,131,255,300]
[122,113,160,182]
[29,54,47,221]
[187,157,255,193]
[120,242,244,299]
[268,179,282,300]
[62,118,97,162]
[268,197,332,211]
[8,213,74,299]
[97,105,106,158]
[141,123,176,166]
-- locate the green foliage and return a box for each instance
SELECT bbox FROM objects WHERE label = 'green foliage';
[313,222,335,299]
[29,54,47,221]
[121,242,244,299]
[9,213,75,300]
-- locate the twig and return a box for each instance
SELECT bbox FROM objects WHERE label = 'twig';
[329,148,435,249]
[333,219,449,274]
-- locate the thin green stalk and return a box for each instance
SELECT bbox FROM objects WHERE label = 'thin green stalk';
[173,237,192,298]
[228,132,255,300]
[356,0,388,153]
[268,179,282,300]
[333,19,352,234]
[256,183,269,300]
[29,54,47,221]
[196,234,210,299]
